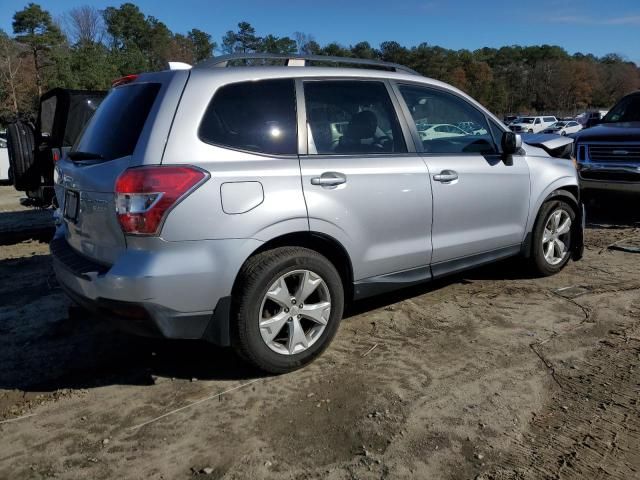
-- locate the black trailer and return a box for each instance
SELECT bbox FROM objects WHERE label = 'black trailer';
[6,88,106,206]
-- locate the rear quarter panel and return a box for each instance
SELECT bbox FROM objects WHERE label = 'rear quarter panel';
[160,71,308,243]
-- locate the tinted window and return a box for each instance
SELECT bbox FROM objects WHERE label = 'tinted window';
[40,96,57,137]
[398,84,496,154]
[64,94,103,146]
[544,117,555,122]
[488,120,505,149]
[74,83,160,160]
[304,81,406,155]
[603,94,640,123]
[199,79,297,155]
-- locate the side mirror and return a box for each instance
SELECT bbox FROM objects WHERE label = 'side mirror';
[501,131,522,156]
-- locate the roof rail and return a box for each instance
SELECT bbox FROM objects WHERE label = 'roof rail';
[193,53,420,76]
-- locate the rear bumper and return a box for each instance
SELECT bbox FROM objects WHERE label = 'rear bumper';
[51,230,262,345]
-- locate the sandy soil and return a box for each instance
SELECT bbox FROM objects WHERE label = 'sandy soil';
[0,185,639,479]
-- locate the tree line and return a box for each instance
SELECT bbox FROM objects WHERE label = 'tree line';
[1,2,639,125]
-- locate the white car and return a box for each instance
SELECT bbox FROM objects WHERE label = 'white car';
[417,123,467,140]
[542,121,582,136]
[509,116,557,133]
[0,137,10,184]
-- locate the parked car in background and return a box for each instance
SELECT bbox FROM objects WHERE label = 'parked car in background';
[457,121,488,135]
[509,116,557,133]
[573,91,640,196]
[543,120,582,136]
[51,53,583,374]
[0,135,10,184]
[576,110,608,129]
[503,115,519,125]
[416,122,468,140]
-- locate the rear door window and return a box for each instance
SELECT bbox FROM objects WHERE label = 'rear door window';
[199,79,297,155]
[73,83,160,160]
[304,80,407,155]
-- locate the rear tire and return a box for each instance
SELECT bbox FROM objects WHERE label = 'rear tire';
[7,121,38,191]
[232,247,344,374]
[530,199,576,276]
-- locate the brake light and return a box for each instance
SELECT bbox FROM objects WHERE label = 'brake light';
[112,74,139,87]
[115,166,207,235]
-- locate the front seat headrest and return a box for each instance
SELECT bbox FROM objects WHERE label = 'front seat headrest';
[345,110,378,140]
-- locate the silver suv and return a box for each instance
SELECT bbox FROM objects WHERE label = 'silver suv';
[52,54,584,373]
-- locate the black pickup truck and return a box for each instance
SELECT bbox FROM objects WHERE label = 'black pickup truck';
[572,91,640,197]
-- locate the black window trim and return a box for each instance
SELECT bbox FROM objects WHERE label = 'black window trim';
[389,80,504,157]
[296,77,418,158]
[197,78,300,158]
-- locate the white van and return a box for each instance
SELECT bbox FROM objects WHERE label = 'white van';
[509,116,557,133]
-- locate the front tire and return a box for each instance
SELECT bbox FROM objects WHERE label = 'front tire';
[232,247,344,374]
[530,199,575,276]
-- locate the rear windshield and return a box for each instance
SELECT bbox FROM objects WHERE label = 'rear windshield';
[73,83,160,160]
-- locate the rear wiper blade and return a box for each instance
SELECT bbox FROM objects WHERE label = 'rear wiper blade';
[67,151,105,161]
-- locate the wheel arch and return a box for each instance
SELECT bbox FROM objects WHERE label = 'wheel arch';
[232,231,355,302]
[522,184,582,259]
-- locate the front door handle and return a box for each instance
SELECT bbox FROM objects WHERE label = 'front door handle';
[311,172,347,187]
[433,170,458,182]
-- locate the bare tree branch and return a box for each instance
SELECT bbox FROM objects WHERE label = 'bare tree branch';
[65,5,104,45]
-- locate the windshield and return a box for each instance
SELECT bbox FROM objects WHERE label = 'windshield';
[602,95,640,123]
[519,117,534,124]
[551,122,566,128]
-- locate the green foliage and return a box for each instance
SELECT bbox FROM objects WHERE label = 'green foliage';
[12,3,64,49]
[188,29,215,62]
[260,35,297,54]
[222,22,261,54]
[2,5,639,124]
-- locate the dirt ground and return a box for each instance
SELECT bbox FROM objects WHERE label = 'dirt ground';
[0,185,639,480]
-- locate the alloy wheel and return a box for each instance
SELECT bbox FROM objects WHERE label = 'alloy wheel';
[259,269,332,355]
[542,209,572,265]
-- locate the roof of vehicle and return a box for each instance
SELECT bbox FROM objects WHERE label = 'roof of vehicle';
[183,52,451,91]
[135,53,511,133]
[194,52,420,75]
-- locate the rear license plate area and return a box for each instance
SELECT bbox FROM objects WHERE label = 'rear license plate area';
[64,190,80,223]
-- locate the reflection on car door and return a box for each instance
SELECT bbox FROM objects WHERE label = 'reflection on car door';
[394,83,530,276]
[298,79,433,292]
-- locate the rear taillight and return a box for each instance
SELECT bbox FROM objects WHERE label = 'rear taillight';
[115,166,207,235]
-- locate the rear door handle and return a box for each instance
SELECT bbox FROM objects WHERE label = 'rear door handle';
[433,170,458,182]
[311,172,347,187]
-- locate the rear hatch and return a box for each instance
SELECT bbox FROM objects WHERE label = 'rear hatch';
[57,70,189,264]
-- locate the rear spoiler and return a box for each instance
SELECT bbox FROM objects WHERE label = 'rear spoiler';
[521,133,573,159]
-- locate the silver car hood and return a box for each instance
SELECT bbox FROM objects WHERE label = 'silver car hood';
[521,133,573,158]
